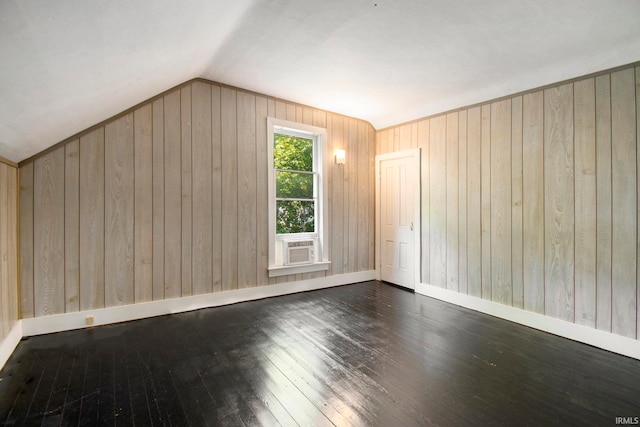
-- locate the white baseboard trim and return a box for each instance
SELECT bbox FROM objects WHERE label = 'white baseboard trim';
[21,270,376,338]
[0,321,23,372]
[416,283,640,360]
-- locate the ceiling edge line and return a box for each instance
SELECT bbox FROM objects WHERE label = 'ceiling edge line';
[376,59,640,133]
[0,156,18,168]
[192,77,375,126]
[19,77,376,167]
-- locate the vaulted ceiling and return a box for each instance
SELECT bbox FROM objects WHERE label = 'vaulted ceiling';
[1,0,639,162]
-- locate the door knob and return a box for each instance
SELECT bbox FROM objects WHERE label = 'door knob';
[410,222,414,231]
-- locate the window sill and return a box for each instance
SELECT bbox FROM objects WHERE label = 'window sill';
[268,261,331,278]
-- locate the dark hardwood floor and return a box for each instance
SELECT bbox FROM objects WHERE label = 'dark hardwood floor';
[1,281,639,426]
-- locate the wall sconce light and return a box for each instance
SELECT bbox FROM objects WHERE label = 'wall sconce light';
[335,149,346,165]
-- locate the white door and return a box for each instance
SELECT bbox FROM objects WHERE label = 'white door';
[376,149,420,290]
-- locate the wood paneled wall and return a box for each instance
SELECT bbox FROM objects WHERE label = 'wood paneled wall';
[0,161,18,342]
[19,80,375,318]
[377,65,640,340]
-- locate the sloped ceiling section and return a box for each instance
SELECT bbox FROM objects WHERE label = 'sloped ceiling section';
[1,0,640,162]
[0,0,255,162]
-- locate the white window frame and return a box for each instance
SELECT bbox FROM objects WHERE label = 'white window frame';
[267,117,330,277]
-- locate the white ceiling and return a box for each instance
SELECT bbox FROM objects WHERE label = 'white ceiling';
[1,0,639,163]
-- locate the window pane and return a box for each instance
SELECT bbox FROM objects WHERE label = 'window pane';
[276,200,315,234]
[276,171,314,199]
[274,133,313,172]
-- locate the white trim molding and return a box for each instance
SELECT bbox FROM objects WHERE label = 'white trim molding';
[416,282,640,361]
[21,271,375,338]
[0,321,23,372]
[266,117,329,275]
[0,272,373,371]
[268,261,330,277]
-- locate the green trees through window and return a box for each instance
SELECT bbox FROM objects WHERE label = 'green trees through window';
[274,133,316,234]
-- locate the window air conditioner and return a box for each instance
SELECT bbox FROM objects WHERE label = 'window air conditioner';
[284,240,315,265]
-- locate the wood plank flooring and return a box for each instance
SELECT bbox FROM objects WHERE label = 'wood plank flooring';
[1,281,639,426]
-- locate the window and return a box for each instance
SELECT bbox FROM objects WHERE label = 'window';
[267,118,329,276]
[274,132,316,234]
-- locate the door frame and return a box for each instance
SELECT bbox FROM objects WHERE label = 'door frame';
[375,148,421,288]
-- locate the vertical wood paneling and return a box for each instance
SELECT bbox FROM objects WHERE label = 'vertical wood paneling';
[544,83,574,322]
[191,82,213,295]
[275,101,286,121]
[211,86,223,292]
[15,66,640,343]
[303,107,313,126]
[392,127,400,151]
[384,127,392,152]
[331,115,345,276]
[79,129,105,310]
[382,127,390,154]
[481,104,492,300]
[164,90,182,298]
[34,148,65,316]
[466,108,482,297]
[221,87,238,291]
[378,129,388,155]
[181,87,193,297]
[255,97,269,285]
[134,104,153,303]
[595,75,612,332]
[286,103,296,122]
[338,111,350,275]
[348,118,359,272]
[19,163,34,318]
[0,165,7,337]
[369,125,376,271]
[6,166,18,332]
[418,120,430,283]
[20,80,376,323]
[0,165,16,337]
[375,64,639,342]
[610,69,637,338]
[522,91,545,314]
[342,118,352,274]
[511,97,524,309]
[0,163,18,338]
[574,78,597,327]
[636,66,640,338]
[399,124,412,151]
[152,98,165,300]
[458,111,468,294]
[490,99,512,305]
[295,105,303,123]
[446,113,459,291]
[105,114,134,307]
[358,121,370,272]
[429,115,446,288]
[64,140,80,312]
[237,91,257,289]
